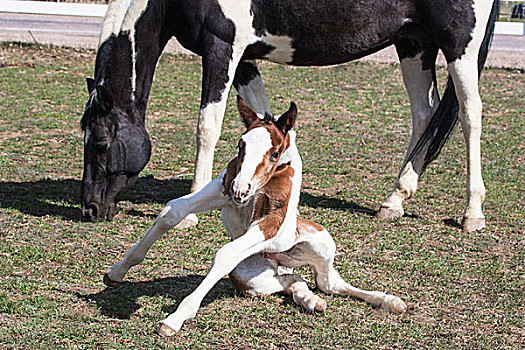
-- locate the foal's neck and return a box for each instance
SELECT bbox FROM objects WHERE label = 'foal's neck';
[278,130,302,215]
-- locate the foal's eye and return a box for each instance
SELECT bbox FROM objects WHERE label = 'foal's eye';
[270,152,280,161]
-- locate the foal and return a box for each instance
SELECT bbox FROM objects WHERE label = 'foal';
[103,98,407,335]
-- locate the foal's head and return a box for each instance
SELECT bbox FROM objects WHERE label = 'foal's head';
[230,97,297,205]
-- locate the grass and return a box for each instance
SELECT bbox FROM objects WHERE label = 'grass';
[0,42,524,349]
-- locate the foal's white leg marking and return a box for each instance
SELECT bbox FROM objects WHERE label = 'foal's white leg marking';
[160,225,270,333]
[236,61,271,116]
[104,173,228,284]
[448,0,493,232]
[378,53,439,219]
[297,229,407,314]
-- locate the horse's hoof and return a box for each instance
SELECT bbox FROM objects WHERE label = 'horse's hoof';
[381,295,407,314]
[157,323,177,337]
[103,273,120,287]
[461,217,485,233]
[376,206,404,220]
[175,213,198,229]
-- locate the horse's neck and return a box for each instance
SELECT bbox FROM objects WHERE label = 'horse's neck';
[95,0,173,111]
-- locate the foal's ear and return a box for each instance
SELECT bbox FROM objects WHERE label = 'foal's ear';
[237,96,259,128]
[276,102,297,133]
[86,78,95,94]
[95,85,114,112]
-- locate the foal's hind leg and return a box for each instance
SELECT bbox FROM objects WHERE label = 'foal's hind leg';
[377,43,439,220]
[230,254,327,313]
[292,219,407,313]
[233,60,271,116]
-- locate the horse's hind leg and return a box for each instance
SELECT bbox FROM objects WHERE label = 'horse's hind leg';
[448,58,487,231]
[377,41,439,220]
[292,219,407,314]
[233,60,271,116]
[229,254,327,312]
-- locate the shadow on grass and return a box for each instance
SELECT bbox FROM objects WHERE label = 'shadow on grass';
[0,176,192,222]
[0,175,378,220]
[300,192,376,215]
[75,275,235,319]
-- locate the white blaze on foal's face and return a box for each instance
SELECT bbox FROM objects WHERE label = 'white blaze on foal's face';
[231,127,274,203]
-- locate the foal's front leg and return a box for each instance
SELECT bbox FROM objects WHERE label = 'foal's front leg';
[103,174,228,286]
[158,224,273,336]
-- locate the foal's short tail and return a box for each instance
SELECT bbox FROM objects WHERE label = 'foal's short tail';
[406,0,500,173]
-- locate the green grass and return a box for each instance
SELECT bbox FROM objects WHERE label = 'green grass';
[0,42,524,349]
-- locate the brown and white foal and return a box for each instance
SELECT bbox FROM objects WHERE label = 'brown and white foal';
[103,98,407,335]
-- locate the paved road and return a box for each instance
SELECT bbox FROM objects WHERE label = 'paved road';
[1,13,524,68]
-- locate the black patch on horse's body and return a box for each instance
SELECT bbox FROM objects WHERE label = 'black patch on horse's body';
[248,0,475,65]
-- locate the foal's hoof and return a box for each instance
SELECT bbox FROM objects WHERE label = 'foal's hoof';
[175,213,198,229]
[461,217,485,233]
[157,323,177,337]
[381,295,407,314]
[376,206,404,220]
[103,273,120,287]
[314,298,327,313]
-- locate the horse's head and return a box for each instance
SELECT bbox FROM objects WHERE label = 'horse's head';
[230,97,297,205]
[80,79,151,221]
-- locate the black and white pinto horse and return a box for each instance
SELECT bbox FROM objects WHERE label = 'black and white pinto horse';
[81,0,499,233]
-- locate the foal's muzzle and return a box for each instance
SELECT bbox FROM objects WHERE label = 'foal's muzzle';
[231,180,252,205]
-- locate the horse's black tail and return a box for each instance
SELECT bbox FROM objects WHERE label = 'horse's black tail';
[406,0,500,173]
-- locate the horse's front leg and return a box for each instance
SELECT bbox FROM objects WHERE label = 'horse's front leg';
[158,225,272,336]
[103,174,229,286]
[191,38,246,193]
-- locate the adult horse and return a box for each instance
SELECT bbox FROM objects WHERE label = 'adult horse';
[81,0,499,233]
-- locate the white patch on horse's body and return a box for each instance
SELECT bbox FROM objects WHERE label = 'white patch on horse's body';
[259,33,295,64]
[98,0,133,46]
[193,94,235,192]
[218,0,253,45]
[121,0,149,98]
